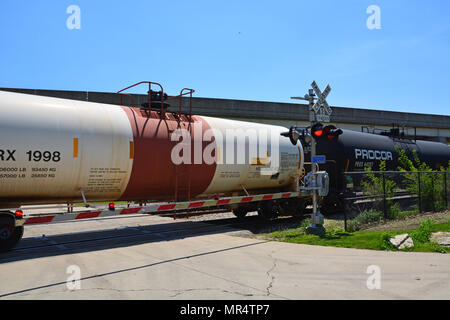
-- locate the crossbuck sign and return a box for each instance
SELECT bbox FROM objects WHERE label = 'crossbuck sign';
[311,81,332,122]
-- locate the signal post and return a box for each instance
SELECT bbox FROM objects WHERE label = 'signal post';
[290,81,334,236]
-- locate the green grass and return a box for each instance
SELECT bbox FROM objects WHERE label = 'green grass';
[395,208,420,219]
[265,220,450,253]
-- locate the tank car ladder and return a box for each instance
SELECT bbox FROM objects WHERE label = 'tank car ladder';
[169,88,195,203]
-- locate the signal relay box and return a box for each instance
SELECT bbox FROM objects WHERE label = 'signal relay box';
[301,171,329,197]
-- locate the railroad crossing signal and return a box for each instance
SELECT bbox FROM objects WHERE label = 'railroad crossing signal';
[311,81,332,122]
[311,123,343,141]
[289,81,335,236]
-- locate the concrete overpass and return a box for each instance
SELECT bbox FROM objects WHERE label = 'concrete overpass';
[1,87,449,142]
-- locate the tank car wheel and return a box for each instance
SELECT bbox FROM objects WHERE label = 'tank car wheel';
[258,201,279,221]
[233,208,248,219]
[0,216,24,253]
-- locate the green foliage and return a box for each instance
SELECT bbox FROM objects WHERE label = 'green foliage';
[300,219,311,231]
[395,208,420,219]
[326,223,346,237]
[354,149,448,223]
[428,242,448,253]
[397,148,449,212]
[389,203,401,219]
[346,220,360,233]
[380,232,395,251]
[361,161,396,199]
[347,209,384,232]
[356,209,384,225]
[265,220,450,253]
[361,162,398,218]
[410,218,434,243]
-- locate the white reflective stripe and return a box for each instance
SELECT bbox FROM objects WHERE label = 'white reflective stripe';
[175,203,189,210]
[204,200,219,206]
[251,195,264,201]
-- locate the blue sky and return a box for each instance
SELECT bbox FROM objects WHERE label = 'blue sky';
[1,0,449,115]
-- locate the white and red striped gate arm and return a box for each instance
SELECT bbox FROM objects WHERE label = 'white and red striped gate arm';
[15,191,300,227]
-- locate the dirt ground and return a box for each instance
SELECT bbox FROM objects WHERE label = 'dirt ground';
[324,210,450,231]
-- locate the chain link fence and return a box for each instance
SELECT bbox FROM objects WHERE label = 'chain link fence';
[341,171,449,231]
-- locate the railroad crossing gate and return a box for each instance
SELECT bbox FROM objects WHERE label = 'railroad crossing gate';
[311,81,332,123]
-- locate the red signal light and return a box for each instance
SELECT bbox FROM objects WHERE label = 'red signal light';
[311,123,325,138]
[313,129,323,137]
[327,128,343,140]
[15,210,23,218]
[311,124,342,140]
[109,203,115,211]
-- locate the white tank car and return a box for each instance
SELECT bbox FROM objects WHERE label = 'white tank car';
[0,91,134,208]
[0,91,303,208]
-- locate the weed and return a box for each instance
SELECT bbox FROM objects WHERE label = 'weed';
[389,203,401,219]
[326,223,346,237]
[347,209,384,232]
[410,218,434,243]
[299,219,311,232]
[380,232,395,250]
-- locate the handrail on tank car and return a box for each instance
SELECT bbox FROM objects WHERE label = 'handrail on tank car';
[166,88,195,121]
[117,81,165,114]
